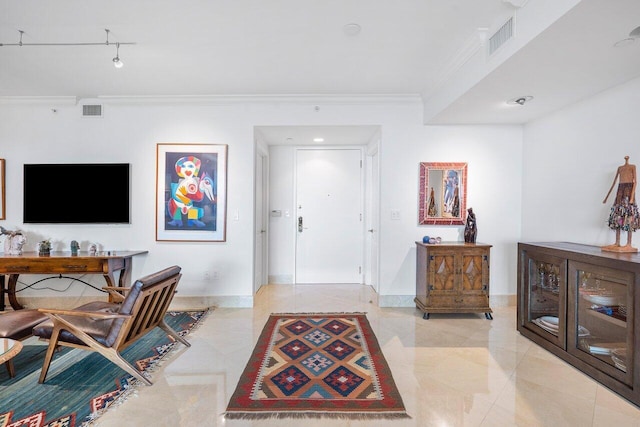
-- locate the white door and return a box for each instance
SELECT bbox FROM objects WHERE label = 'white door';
[254,151,268,292]
[295,148,363,284]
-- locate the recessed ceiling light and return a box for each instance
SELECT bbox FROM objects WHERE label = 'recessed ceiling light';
[343,23,361,36]
[507,96,533,106]
[313,138,325,142]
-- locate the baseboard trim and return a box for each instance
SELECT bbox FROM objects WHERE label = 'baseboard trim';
[2,295,253,311]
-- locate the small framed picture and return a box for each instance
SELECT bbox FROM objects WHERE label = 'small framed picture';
[156,144,227,242]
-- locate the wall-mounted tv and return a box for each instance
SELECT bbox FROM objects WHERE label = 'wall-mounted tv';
[23,163,131,224]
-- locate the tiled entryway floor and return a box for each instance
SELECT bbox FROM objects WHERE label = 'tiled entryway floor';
[95,284,640,426]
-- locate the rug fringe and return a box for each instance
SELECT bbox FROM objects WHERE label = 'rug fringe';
[223,411,411,420]
[270,312,368,316]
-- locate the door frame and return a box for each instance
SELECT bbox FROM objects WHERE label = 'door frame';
[253,143,269,293]
[365,138,381,293]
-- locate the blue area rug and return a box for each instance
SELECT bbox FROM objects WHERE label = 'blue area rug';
[0,310,207,426]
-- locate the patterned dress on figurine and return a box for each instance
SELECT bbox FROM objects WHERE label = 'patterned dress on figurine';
[607,183,640,232]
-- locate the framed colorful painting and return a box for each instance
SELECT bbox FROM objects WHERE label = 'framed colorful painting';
[156,143,227,242]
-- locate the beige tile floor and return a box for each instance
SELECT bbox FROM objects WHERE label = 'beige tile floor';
[95,284,640,426]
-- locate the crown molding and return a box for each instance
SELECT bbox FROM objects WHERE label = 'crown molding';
[0,96,78,105]
[95,94,423,106]
[0,93,423,107]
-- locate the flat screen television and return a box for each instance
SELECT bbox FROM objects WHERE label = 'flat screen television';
[23,163,131,224]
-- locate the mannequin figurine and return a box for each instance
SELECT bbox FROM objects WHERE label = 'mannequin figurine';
[602,156,639,252]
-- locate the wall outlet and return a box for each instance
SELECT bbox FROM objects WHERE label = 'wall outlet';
[204,271,219,281]
[391,209,401,220]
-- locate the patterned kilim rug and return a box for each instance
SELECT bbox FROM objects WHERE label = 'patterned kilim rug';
[225,312,409,419]
[0,310,207,426]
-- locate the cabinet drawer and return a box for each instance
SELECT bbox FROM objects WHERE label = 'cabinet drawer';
[3,258,105,274]
[429,295,488,308]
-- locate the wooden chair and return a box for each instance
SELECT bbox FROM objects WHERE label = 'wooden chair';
[33,265,190,386]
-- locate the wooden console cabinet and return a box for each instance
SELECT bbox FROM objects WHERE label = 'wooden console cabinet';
[415,242,492,319]
[518,242,640,407]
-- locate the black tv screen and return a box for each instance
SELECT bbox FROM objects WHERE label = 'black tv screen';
[23,163,130,224]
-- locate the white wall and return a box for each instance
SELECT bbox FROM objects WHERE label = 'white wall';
[1,97,524,308]
[377,125,523,305]
[522,75,640,246]
[267,145,295,284]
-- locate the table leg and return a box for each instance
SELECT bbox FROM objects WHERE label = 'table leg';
[5,360,15,378]
[103,256,133,303]
[118,257,133,287]
[7,274,24,310]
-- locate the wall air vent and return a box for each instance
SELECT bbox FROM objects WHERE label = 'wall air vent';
[82,104,103,117]
[488,16,514,56]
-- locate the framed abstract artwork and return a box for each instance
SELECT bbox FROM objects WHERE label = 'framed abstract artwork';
[418,162,467,225]
[156,143,228,242]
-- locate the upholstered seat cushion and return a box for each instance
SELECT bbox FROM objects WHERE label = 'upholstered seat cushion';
[33,301,121,346]
[0,309,49,340]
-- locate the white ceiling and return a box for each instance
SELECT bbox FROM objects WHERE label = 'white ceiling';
[1,0,640,143]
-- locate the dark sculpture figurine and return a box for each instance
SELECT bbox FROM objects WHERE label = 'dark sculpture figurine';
[464,207,477,243]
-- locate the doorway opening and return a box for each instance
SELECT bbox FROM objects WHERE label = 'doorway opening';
[253,125,381,292]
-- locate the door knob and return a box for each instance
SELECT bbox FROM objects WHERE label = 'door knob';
[298,216,303,232]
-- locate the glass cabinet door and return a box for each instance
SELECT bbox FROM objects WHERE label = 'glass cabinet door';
[521,250,567,349]
[568,261,632,385]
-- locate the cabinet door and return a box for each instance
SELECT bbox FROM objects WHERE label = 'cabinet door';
[567,260,633,385]
[428,250,456,294]
[460,249,488,294]
[520,249,567,349]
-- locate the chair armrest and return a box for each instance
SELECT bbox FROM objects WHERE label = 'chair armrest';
[37,308,131,320]
[101,286,132,302]
[102,286,132,292]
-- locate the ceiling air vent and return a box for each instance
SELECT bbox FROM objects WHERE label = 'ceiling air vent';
[488,16,514,55]
[82,104,103,117]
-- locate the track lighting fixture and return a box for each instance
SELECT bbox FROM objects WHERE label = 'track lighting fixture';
[0,29,135,69]
[113,42,123,68]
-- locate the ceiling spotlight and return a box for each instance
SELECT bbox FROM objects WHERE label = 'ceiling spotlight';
[112,42,123,68]
[507,96,533,106]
